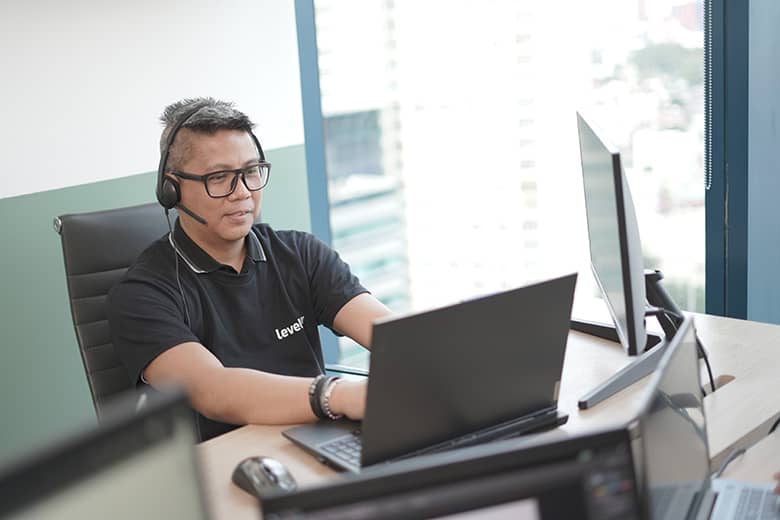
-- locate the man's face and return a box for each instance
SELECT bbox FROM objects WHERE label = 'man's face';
[174,129,263,247]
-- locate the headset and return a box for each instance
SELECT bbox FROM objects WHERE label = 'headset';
[156,104,267,224]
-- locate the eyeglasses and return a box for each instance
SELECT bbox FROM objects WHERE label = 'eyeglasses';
[171,162,271,198]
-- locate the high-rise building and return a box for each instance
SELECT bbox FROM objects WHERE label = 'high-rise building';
[315,0,409,365]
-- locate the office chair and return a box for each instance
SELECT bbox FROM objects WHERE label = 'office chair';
[54,203,169,420]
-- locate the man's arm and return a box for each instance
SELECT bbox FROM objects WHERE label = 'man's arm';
[332,292,393,349]
[144,342,366,425]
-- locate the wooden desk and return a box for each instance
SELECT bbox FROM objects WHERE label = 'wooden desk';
[694,314,780,471]
[721,431,780,484]
[198,424,339,520]
[197,313,780,519]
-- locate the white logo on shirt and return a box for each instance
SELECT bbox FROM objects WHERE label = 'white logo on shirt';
[275,316,305,340]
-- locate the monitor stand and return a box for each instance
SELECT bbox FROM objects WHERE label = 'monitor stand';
[573,270,687,409]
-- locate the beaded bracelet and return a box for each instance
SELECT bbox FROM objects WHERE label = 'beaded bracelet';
[320,377,344,420]
[308,374,327,419]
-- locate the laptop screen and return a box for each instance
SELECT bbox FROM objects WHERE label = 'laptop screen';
[361,273,577,466]
[637,317,710,519]
[0,391,208,520]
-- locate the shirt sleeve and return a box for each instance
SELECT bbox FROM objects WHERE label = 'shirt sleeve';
[107,268,199,386]
[296,232,369,330]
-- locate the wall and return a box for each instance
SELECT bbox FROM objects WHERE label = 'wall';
[0,0,304,198]
[747,0,780,323]
[0,1,308,462]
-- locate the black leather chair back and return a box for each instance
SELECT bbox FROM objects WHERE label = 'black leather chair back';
[55,203,169,420]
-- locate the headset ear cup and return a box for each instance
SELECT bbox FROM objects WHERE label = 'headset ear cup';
[159,177,181,209]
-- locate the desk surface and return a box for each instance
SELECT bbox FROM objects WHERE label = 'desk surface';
[197,313,780,520]
[721,431,780,483]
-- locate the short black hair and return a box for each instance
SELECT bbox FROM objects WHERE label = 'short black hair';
[160,97,256,171]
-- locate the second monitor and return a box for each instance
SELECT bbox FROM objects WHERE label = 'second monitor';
[574,111,703,409]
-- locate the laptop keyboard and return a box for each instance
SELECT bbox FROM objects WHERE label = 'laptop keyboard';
[320,433,362,468]
[317,408,562,470]
[733,487,779,519]
[316,429,486,469]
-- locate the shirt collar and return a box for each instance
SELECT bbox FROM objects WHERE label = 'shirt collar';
[169,218,266,274]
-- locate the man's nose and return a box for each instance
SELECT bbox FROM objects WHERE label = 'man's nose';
[229,174,251,199]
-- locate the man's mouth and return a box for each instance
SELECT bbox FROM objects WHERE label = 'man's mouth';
[225,209,252,218]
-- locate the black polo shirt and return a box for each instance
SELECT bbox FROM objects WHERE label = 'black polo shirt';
[107,219,368,440]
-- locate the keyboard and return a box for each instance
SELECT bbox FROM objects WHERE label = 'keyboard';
[319,432,362,468]
[317,407,562,470]
[733,487,779,520]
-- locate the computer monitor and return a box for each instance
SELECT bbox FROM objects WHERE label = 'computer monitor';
[575,112,689,409]
[262,428,642,520]
[0,390,209,520]
[577,112,647,357]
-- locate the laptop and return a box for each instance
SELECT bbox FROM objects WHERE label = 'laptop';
[0,390,209,519]
[265,426,641,519]
[634,315,780,519]
[284,273,577,473]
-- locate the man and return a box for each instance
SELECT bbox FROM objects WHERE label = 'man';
[108,97,392,440]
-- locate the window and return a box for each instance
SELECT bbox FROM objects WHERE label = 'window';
[308,0,704,367]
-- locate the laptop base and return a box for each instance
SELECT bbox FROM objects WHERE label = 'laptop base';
[284,407,568,473]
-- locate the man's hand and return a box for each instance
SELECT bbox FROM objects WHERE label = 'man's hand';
[774,472,780,494]
[329,379,367,420]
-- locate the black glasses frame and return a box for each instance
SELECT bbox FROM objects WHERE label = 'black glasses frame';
[171,161,271,198]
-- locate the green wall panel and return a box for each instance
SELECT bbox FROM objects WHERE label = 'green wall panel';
[0,144,308,464]
[259,144,312,233]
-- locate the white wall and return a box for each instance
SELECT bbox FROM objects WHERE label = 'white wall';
[0,0,304,199]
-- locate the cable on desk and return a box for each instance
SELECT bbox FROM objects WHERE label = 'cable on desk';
[714,447,746,478]
[695,330,716,394]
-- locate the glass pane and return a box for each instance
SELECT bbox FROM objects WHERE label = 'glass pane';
[313,0,704,368]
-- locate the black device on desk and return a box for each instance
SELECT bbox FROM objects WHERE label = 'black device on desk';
[0,390,209,519]
[284,273,576,473]
[264,426,641,519]
[232,456,297,499]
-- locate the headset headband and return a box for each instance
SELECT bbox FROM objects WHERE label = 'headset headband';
[155,104,266,207]
[156,105,206,205]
